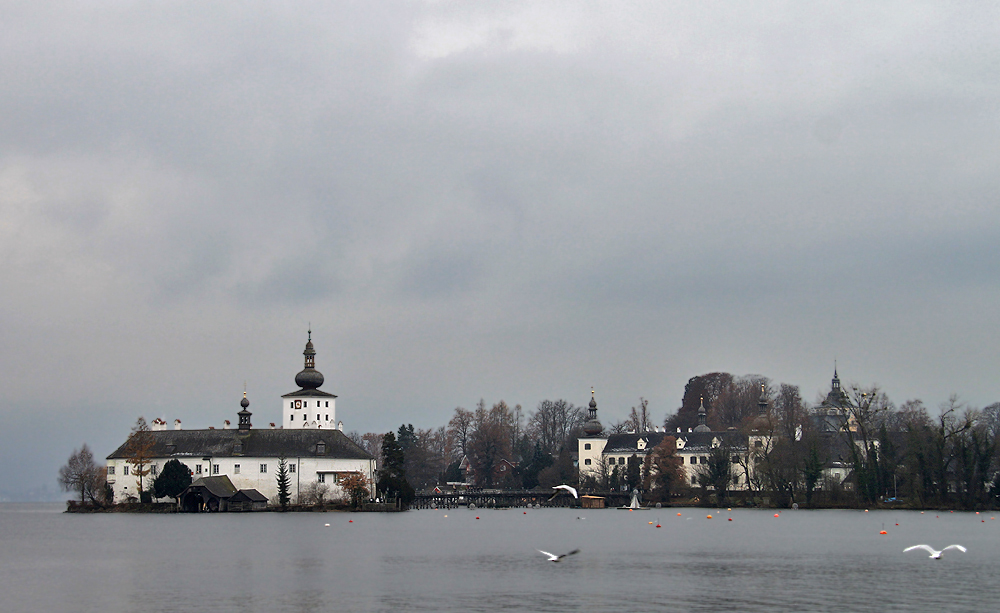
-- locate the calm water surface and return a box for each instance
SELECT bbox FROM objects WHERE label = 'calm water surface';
[1,503,997,612]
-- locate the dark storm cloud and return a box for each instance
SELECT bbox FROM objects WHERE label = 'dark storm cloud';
[2,1,999,499]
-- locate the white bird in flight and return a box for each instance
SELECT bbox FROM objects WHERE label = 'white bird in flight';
[538,549,580,562]
[904,544,967,559]
[551,484,578,499]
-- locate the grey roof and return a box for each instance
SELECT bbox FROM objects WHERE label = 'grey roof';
[230,489,268,503]
[603,432,669,453]
[188,475,238,498]
[107,428,372,460]
[602,431,748,455]
[281,388,337,398]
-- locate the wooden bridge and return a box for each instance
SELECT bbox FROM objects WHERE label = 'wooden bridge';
[410,490,633,510]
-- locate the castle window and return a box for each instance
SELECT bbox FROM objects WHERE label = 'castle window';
[195,465,202,474]
[317,442,326,454]
[755,440,763,448]
[289,464,296,473]
[123,466,129,475]
[290,415,294,421]
[700,457,707,464]
[731,456,739,464]
[151,465,158,475]
[234,464,240,474]
[212,465,219,475]
[234,443,242,453]
[584,443,591,450]
[316,414,320,421]
[107,466,115,475]
[690,457,697,464]
[584,459,592,465]
[325,401,329,407]
[318,473,326,483]
[608,458,615,465]
[260,464,267,474]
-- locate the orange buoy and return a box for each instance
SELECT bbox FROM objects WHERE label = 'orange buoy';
[774,514,779,518]
[656,524,661,528]
[728,518,732,522]
[348,520,353,523]
[879,530,887,535]
[677,513,682,516]
[476,516,480,520]
[707,515,713,519]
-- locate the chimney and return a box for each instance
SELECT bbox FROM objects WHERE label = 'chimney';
[223,420,230,429]
[209,426,215,430]
[269,422,276,429]
[174,419,182,430]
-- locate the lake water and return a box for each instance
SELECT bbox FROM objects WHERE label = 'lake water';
[1,503,997,612]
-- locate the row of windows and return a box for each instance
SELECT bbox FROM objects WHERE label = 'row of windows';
[584,454,742,467]
[112,462,299,476]
[290,414,330,422]
[290,401,331,409]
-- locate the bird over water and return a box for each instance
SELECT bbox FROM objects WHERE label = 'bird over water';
[539,549,580,562]
[904,544,967,559]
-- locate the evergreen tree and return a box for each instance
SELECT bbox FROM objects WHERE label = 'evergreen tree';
[276,456,291,510]
[377,432,415,506]
[153,459,191,501]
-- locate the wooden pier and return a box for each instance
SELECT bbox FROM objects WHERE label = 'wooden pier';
[410,490,632,510]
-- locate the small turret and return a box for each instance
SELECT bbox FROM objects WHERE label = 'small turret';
[694,396,711,432]
[238,392,252,430]
[583,389,604,436]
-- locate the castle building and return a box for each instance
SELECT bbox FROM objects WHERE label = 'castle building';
[105,333,375,506]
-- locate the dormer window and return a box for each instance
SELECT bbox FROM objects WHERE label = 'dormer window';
[317,442,326,454]
[234,442,243,453]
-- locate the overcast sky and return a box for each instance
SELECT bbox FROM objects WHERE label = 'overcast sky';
[2,1,999,500]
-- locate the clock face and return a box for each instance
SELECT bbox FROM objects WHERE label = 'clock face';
[295,400,302,409]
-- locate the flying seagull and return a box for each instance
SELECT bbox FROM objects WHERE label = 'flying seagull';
[904,544,967,559]
[549,485,578,500]
[538,549,580,562]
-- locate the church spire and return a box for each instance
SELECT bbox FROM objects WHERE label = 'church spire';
[758,383,768,415]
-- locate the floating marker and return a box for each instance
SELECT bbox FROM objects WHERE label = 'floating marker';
[707,515,712,519]
[728,518,732,522]
[348,520,352,523]
[880,530,887,535]
[324,523,330,527]
[649,521,653,524]
[677,513,682,516]
[524,512,527,514]
[774,514,779,518]
[656,523,661,528]
[444,515,448,517]
[476,516,480,520]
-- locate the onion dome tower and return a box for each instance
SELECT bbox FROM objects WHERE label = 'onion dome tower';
[694,396,711,432]
[583,389,604,436]
[282,328,338,429]
[757,383,768,415]
[295,329,325,390]
[238,392,252,430]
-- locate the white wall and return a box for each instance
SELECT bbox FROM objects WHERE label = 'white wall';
[282,396,337,429]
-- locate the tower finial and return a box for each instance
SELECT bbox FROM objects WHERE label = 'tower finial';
[308,324,312,342]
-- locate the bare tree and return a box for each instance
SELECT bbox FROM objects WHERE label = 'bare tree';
[624,398,654,433]
[447,407,474,461]
[125,417,155,495]
[528,400,584,455]
[58,444,103,504]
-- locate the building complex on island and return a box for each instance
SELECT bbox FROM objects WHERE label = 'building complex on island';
[105,331,376,508]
